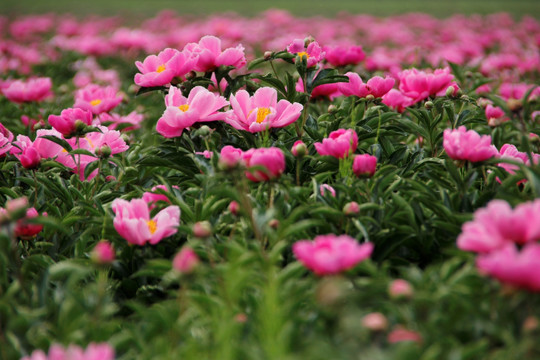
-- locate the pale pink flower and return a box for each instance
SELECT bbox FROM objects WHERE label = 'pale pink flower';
[314,128,358,159]
[353,154,377,177]
[443,126,498,162]
[173,247,199,274]
[398,67,454,103]
[477,243,540,292]
[48,107,93,137]
[324,44,365,67]
[339,72,395,98]
[3,77,52,103]
[287,38,325,68]
[343,201,360,215]
[156,86,229,138]
[225,87,303,133]
[388,279,414,298]
[112,198,180,246]
[134,48,196,87]
[184,35,246,72]
[74,84,123,115]
[497,144,528,176]
[361,312,388,331]
[319,184,336,197]
[293,234,373,276]
[485,104,508,127]
[142,185,179,209]
[98,111,144,131]
[242,147,285,182]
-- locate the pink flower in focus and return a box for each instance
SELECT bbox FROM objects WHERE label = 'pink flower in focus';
[219,145,244,169]
[156,86,229,138]
[320,184,336,197]
[225,87,303,133]
[3,77,52,103]
[134,48,196,87]
[339,72,395,98]
[398,67,454,103]
[388,327,423,344]
[15,207,45,237]
[242,147,285,182]
[10,135,42,169]
[48,107,93,137]
[443,126,498,162]
[112,198,180,246]
[173,247,199,274]
[324,44,365,67]
[293,234,373,276]
[74,84,123,115]
[353,154,377,178]
[477,243,540,292]
[287,38,325,68]
[314,129,358,159]
[485,104,508,127]
[382,89,415,113]
[92,241,115,264]
[184,35,246,72]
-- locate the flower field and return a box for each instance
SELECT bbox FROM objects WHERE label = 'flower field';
[1,9,540,360]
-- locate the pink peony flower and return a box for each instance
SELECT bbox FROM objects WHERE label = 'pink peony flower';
[3,77,52,103]
[352,154,377,177]
[443,126,498,162]
[339,72,395,99]
[156,86,229,138]
[48,107,94,137]
[287,38,325,68]
[293,234,373,276]
[389,279,414,298]
[242,147,285,182]
[142,185,179,209]
[485,104,508,127]
[381,89,415,113]
[387,327,423,344]
[15,207,45,237]
[324,44,365,67]
[98,111,144,131]
[361,312,388,331]
[74,84,123,115]
[219,145,244,169]
[398,67,454,103]
[92,241,115,264]
[497,144,529,176]
[320,184,336,197]
[21,342,115,360]
[225,87,303,133]
[112,198,180,246]
[173,247,199,274]
[134,48,197,87]
[476,243,540,292]
[314,129,358,159]
[183,35,246,72]
[0,123,13,156]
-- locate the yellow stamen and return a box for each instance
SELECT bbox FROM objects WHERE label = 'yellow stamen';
[178,104,189,112]
[297,51,310,59]
[156,64,166,73]
[90,99,102,106]
[255,107,271,124]
[147,220,157,234]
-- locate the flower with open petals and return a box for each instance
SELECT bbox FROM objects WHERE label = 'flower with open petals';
[74,84,122,114]
[398,67,454,103]
[156,86,229,138]
[3,77,52,103]
[242,147,285,182]
[112,198,180,246]
[48,107,93,137]
[225,87,303,133]
[135,48,196,87]
[287,38,324,68]
[340,72,395,98]
[443,126,497,162]
[314,128,358,159]
[184,35,246,72]
[293,234,373,276]
[0,123,13,156]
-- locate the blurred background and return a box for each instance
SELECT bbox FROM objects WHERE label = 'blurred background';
[1,0,539,18]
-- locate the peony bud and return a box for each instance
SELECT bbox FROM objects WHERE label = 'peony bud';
[263,51,273,60]
[228,201,239,216]
[268,219,280,229]
[361,312,388,331]
[92,241,115,264]
[193,221,212,238]
[445,85,456,97]
[291,140,307,158]
[97,145,111,158]
[424,101,434,109]
[389,279,414,299]
[172,247,199,274]
[343,201,360,216]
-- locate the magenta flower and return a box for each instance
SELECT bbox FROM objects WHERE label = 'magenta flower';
[21,342,115,360]
[10,135,42,169]
[292,234,373,276]
[485,104,508,127]
[476,243,540,292]
[324,44,365,67]
[353,154,377,177]
[398,67,454,103]
[48,107,93,137]
[443,126,497,162]
[242,147,285,182]
[184,35,246,72]
[498,144,529,176]
[382,89,415,113]
[98,111,144,131]
[173,247,200,274]
[339,72,395,98]
[287,38,325,68]
[156,86,229,138]
[112,198,180,246]
[314,129,358,159]
[0,123,13,156]
[14,207,45,237]
[74,84,123,115]
[3,77,52,103]
[219,145,244,169]
[92,241,115,264]
[225,87,303,133]
[134,48,196,87]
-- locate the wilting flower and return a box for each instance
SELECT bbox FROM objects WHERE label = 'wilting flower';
[74,84,123,114]
[112,198,180,246]
[398,67,454,103]
[242,147,285,182]
[15,207,45,237]
[293,234,373,275]
[134,48,196,87]
[314,128,358,159]
[48,107,93,137]
[352,154,377,177]
[184,35,246,72]
[21,342,115,360]
[225,87,303,133]
[339,72,395,98]
[3,77,52,103]
[156,86,229,138]
[287,38,324,68]
[443,126,497,162]
[173,247,199,274]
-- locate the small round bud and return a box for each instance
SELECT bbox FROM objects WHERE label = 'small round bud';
[328,104,337,113]
[186,71,197,80]
[424,101,434,109]
[291,140,307,158]
[92,240,115,264]
[105,175,116,182]
[97,145,111,158]
[173,247,199,274]
[523,316,539,333]
[445,86,456,97]
[193,221,212,238]
[389,279,414,299]
[456,89,463,97]
[228,201,240,216]
[195,125,211,137]
[366,94,375,101]
[304,36,315,47]
[121,134,130,144]
[361,312,388,331]
[343,201,360,216]
[460,94,469,101]
[268,219,279,229]
[263,51,273,60]
[74,119,87,133]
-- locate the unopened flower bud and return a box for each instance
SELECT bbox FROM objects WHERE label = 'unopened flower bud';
[263,51,273,60]
[460,94,469,101]
[173,247,199,274]
[523,316,539,333]
[195,125,211,137]
[228,201,240,216]
[74,119,87,132]
[507,99,522,112]
[445,86,456,97]
[389,279,414,299]
[361,312,388,331]
[193,221,212,238]
[366,94,375,101]
[97,145,111,158]
[234,313,248,323]
[328,104,337,113]
[343,201,360,216]
[269,219,279,229]
[424,101,434,109]
[186,71,197,80]
[304,36,315,47]
[92,240,115,264]
[291,140,307,158]
[105,175,116,182]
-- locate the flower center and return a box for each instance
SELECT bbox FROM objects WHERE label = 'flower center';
[147,219,157,234]
[297,51,310,59]
[156,64,166,73]
[90,99,102,106]
[178,104,189,112]
[255,107,271,124]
